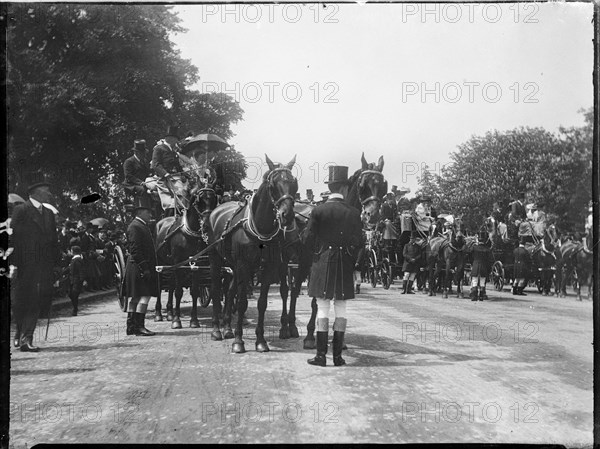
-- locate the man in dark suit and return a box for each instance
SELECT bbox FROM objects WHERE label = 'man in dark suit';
[512,237,531,295]
[123,139,151,197]
[510,192,527,224]
[303,166,363,367]
[10,181,60,351]
[151,126,183,179]
[80,222,101,291]
[68,245,84,316]
[470,231,495,301]
[122,196,158,336]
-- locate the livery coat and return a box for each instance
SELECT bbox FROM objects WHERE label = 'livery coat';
[513,245,531,279]
[123,154,150,195]
[470,243,495,278]
[123,217,159,297]
[10,200,60,338]
[402,241,422,272]
[304,197,363,300]
[151,142,183,178]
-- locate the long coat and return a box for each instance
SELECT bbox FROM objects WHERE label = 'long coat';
[123,217,159,298]
[151,142,182,178]
[10,200,60,338]
[511,200,526,222]
[304,197,363,300]
[123,154,150,195]
[471,243,494,277]
[513,245,531,279]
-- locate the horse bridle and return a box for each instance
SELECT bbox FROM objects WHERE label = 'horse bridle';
[189,186,216,244]
[358,170,386,205]
[266,167,297,208]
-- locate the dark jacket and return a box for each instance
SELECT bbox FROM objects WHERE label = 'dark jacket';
[123,154,150,195]
[69,255,84,287]
[402,241,422,272]
[513,245,531,279]
[304,197,363,300]
[151,142,182,178]
[123,217,158,297]
[471,243,494,278]
[511,200,526,222]
[381,201,397,221]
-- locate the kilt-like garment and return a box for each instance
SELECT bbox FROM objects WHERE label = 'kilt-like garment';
[308,246,356,300]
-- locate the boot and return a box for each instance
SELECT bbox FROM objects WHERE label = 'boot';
[355,284,360,294]
[479,287,487,301]
[401,279,408,294]
[71,298,78,316]
[517,286,527,296]
[469,287,478,301]
[19,336,39,352]
[407,280,415,294]
[126,312,135,336]
[333,331,346,366]
[134,312,156,336]
[307,318,328,367]
[512,285,518,295]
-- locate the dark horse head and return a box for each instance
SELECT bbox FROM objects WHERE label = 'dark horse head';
[264,154,298,230]
[347,153,387,228]
[190,182,218,222]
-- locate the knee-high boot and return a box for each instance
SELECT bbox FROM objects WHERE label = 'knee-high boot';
[307,318,328,367]
[126,312,135,335]
[401,279,408,294]
[135,304,155,336]
[407,280,415,294]
[332,317,347,366]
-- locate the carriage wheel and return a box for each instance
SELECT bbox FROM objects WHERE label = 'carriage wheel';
[491,261,504,292]
[113,245,127,311]
[368,250,378,288]
[381,258,392,290]
[200,286,211,308]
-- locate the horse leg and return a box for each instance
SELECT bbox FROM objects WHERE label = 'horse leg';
[232,264,248,353]
[154,291,163,321]
[171,271,183,329]
[210,257,224,340]
[256,276,271,352]
[190,274,200,328]
[442,261,450,299]
[428,259,436,297]
[223,274,235,339]
[166,287,174,321]
[279,268,291,339]
[303,297,318,349]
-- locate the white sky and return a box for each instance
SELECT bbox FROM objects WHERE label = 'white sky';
[171,2,593,198]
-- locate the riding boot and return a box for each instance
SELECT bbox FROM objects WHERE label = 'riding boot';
[479,287,487,301]
[517,286,527,296]
[332,318,347,366]
[71,297,78,316]
[126,312,135,336]
[407,280,415,294]
[134,312,156,336]
[470,287,478,301]
[307,318,328,367]
[401,280,408,294]
[512,285,518,295]
[355,284,360,294]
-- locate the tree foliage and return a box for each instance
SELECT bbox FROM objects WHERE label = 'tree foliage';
[418,109,592,232]
[6,4,244,223]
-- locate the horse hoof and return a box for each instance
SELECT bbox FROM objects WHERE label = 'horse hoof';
[166,312,173,321]
[303,338,316,350]
[190,320,200,328]
[289,325,300,339]
[256,341,270,352]
[279,329,290,340]
[171,320,182,329]
[224,329,234,339]
[232,341,246,353]
[154,315,163,322]
[211,330,223,341]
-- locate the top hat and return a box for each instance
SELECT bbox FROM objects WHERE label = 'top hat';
[166,125,180,139]
[306,189,313,195]
[133,194,154,211]
[133,139,147,152]
[392,185,398,192]
[325,166,348,184]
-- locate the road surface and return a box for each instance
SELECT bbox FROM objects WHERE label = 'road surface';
[9,282,593,446]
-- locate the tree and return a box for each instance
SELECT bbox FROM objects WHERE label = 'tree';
[178,92,244,141]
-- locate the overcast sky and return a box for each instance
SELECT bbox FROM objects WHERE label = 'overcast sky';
[171,2,593,198]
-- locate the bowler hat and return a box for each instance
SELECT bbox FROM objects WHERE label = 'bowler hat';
[166,125,180,139]
[133,139,147,152]
[325,166,348,184]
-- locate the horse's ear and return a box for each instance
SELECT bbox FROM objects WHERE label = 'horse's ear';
[265,154,275,171]
[377,156,384,172]
[361,152,368,170]
[286,155,296,170]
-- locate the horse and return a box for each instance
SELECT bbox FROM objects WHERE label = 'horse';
[559,236,593,301]
[208,155,298,353]
[302,153,387,349]
[154,183,220,329]
[426,218,467,298]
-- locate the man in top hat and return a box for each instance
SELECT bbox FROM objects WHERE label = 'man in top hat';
[124,139,151,196]
[10,179,60,351]
[122,195,158,336]
[151,126,187,215]
[303,165,363,367]
[80,222,101,291]
[306,189,316,205]
[470,231,495,301]
[510,192,527,224]
[512,237,531,295]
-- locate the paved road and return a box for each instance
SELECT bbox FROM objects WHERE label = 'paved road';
[9,282,593,446]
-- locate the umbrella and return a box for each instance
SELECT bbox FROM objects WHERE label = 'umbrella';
[8,193,25,204]
[90,217,109,227]
[180,134,229,157]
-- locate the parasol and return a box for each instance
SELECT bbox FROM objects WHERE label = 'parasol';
[8,193,25,204]
[90,217,109,227]
[180,134,229,158]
